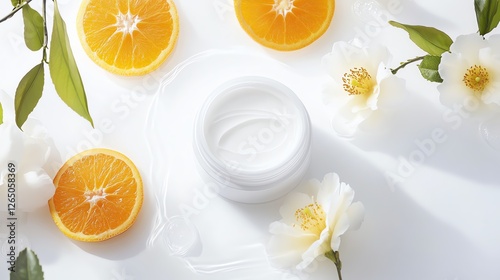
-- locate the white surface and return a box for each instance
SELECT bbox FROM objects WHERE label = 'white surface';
[0,0,499,279]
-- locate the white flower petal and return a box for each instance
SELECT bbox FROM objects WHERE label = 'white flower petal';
[337,97,363,119]
[350,94,373,113]
[19,170,55,212]
[300,177,322,196]
[297,227,332,270]
[365,45,390,75]
[279,192,314,224]
[268,173,364,270]
[323,42,389,84]
[450,33,488,61]
[326,182,355,225]
[0,95,59,213]
[322,82,341,105]
[346,201,365,231]
[20,138,50,171]
[479,50,500,106]
[332,96,375,137]
[439,52,469,82]
[483,86,500,105]
[340,98,375,130]
[323,42,362,83]
[316,173,339,209]
[330,214,350,251]
[438,33,500,111]
[268,224,319,268]
[323,41,403,134]
[376,75,406,111]
[438,81,472,107]
[270,221,314,237]
[0,123,25,167]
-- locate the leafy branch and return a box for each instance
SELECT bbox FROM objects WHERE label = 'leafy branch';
[389,0,500,83]
[0,0,32,23]
[1,0,93,129]
[390,56,425,75]
[389,21,452,83]
[42,0,48,63]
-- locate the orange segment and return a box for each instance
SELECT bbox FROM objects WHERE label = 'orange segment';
[234,0,335,51]
[77,0,179,75]
[48,148,143,242]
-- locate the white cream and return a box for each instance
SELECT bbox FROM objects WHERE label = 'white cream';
[203,83,302,173]
[194,77,311,203]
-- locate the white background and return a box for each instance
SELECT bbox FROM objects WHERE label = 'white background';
[1,0,500,279]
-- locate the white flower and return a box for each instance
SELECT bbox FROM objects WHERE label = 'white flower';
[322,41,405,136]
[0,93,59,212]
[438,33,500,109]
[267,173,364,271]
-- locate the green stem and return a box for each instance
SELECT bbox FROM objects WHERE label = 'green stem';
[335,262,343,280]
[0,0,33,23]
[325,250,343,280]
[42,0,48,63]
[390,55,426,75]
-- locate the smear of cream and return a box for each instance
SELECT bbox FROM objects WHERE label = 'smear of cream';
[204,83,301,173]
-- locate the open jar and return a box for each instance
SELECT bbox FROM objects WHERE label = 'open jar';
[193,76,311,203]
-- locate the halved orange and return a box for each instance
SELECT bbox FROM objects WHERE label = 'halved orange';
[48,148,143,242]
[234,0,335,51]
[77,0,179,75]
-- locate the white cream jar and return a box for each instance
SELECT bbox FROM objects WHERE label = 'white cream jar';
[193,76,311,203]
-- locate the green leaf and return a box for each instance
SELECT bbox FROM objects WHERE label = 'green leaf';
[49,0,93,127]
[15,63,44,129]
[22,4,44,51]
[0,102,3,125]
[11,0,19,6]
[475,0,500,35]
[389,21,453,56]
[10,248,44,280]
[493,6,500,31]
[418,55,443,83]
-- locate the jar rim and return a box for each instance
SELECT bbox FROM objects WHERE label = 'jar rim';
[193,76,311,190]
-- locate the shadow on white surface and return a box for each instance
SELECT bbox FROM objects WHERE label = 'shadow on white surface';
[188,126,493,279]
[24,190,155,263]
[306,128,492,279]
[348,90,500,187]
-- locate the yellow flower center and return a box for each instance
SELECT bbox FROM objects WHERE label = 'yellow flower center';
[294,202,326,235]
[342,67,376,96]
[463,65,490,93]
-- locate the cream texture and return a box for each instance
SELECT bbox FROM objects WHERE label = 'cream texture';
[204,82,302,173]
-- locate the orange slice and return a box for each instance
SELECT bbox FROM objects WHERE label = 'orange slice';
[234,0,335,51]
[77,0,179,75]
[48,148,143,242]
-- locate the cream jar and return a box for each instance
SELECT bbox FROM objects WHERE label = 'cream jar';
[193,76,311,203]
